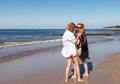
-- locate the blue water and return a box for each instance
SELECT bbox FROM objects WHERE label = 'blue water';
[0,29,120,49]
[86,29,120,35]
[0,29,64,42]
[0,29,120,58]
[0,29,120,42]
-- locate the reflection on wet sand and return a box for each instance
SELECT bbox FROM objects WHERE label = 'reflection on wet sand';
[73,78,77,84]
[65,77,88,84]
[83,77,88,84]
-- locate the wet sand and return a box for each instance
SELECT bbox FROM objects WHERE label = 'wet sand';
[0,38,120,84]
[0,47,66,84]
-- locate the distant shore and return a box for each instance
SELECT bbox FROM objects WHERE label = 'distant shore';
[103,25,120,30]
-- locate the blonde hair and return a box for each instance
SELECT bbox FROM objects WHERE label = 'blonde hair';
[66,22,76,32]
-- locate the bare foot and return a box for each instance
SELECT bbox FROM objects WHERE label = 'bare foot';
[83,73,88,77]
[71,75,77,79]
[65,78,68,82]
[78,79,84,82]
[65,80,69,84]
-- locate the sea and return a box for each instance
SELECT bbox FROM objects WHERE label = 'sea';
[0,29,120,58]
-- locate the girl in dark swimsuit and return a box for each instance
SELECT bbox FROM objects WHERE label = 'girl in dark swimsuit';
[72,23,90,78]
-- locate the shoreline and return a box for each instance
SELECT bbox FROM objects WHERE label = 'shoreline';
[0,35,115,62]
[0,35,115,48]
[0,46,61,63]
[0,37,120,84]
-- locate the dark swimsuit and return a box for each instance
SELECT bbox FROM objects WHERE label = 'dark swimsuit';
[76,32,90,61]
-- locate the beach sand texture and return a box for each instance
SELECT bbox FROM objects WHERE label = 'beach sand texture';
[96,52,120,84]
[0,36,120,84]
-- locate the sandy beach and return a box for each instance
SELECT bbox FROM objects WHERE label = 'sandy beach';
[1,0,120,83]
[0,36,120,84]
[95,52,120,84]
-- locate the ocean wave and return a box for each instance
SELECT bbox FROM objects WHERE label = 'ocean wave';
[0,39,62,48]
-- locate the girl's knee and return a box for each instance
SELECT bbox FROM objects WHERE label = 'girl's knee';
[67,57,72,66]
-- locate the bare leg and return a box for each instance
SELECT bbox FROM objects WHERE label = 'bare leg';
[65,56,72,82]
[82,60,88,77]
[72,49,81,78]
[72,62,77,77]
[73,56,83,82]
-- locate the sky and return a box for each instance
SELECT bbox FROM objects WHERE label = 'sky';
[0,0,120,29]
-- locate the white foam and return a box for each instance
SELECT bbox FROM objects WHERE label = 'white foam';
[0,39,62,48]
